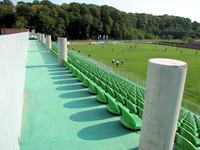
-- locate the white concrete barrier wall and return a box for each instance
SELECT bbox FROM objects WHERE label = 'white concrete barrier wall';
[0,32,29,150]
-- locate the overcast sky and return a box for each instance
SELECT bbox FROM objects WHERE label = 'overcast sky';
[12,0,200,22]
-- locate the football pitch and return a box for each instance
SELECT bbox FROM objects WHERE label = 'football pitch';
[70,42,200,107]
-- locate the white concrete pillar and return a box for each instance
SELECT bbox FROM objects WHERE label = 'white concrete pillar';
[139,58,187,150]
[41,34,45,44]
[36,33,39,41]
[39,33,42,42]
[36,33,39,40]
[58,38,67,65]
[31,29,35,35]
[37,33,40,41]
[46,35,52,50]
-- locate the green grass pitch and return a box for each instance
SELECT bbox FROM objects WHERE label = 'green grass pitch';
[70,42,200,106]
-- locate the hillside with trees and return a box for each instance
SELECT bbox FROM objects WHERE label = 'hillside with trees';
[0,0,200,40]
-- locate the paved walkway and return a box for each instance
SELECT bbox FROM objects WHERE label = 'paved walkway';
[20,40,139,150]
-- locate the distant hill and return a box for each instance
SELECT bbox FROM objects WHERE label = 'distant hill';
[0,0,200,40]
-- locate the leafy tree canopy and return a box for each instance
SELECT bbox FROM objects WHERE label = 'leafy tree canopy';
[0,0,200,40]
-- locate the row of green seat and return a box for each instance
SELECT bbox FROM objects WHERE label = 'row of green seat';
[175,109,200,150]
[69,53,145,101]
[51,42,58,56]
[49,45,200,150]
[66,52,144,130]
[67,52,200,150]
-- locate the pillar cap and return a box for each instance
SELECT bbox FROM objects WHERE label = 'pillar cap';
[149,58,187,67]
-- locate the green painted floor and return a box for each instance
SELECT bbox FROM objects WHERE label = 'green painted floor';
[20,40,139,150]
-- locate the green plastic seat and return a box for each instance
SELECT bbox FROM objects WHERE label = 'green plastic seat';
[118,103,141,130]
[113,84,120,93]
[102,77,107,84]
[77,71,83,81]
[85,70,90,78]
[96,86,107,103]
[179,109,188,122]
[184,113,197,130]
[94,77,100,86]
[88,72,94,80]
[130,90,136,97]
[100,80,107,92]
[64,60,69,69]
[182,123,199,137]
[82,75,90,87]
[88,80,97,94]
[115,91,125,105]
[128,94,137,104]
[194,115,200,129]
[178,126,200,147]
[107,81,113,89]
[137,106,143,119]
[106,85,115,98]
[68,64,74,72]
[105,93,120,115]
[175,133,199,150]
[120,89,128,99]
[136,87,144,101]
[126,100,137,114]
[137,100,144,109]
[72,67,78,77]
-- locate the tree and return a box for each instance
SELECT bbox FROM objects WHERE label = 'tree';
[3,0,13,6]
[15,16,27,28]
[0,1,200,40]
[0,3,15,27]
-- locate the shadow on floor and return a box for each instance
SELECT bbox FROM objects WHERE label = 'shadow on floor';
[63,96,99,109]
[56,83,83,91]
[47,65,62,68]
[34,43,138,147]
[26,64,59,69]
[54,79,80,85]
[78,120,132,140]
[32,42,57,64]
[50,72,71,76]
[69,107,114,122]
[27,50,41,52]
[59,88,91,99]
[128,147,139,150]
[51,75,74,80]
[48,68,66,72]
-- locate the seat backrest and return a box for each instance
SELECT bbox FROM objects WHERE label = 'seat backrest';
[137,106,143,119]
[178,126,198,146]
[99,80,107,92]
[137,100,144,109]
[128,94,137,104]
[182,123,198,137]
[175,133,197,150]
[107,85,115,98]
[115,91,125,105]
[126,100,137,114]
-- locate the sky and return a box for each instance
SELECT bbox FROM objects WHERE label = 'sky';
[12,0,200,22]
